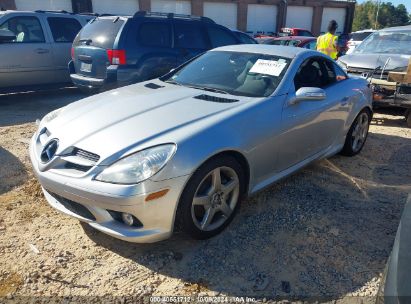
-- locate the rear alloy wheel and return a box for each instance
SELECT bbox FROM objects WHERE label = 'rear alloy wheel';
[176,156,244,239]
[341,110,371,156]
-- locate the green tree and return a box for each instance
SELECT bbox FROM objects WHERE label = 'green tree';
[352,1,410,31]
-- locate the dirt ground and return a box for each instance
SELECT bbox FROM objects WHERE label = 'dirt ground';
[0,88,410,303]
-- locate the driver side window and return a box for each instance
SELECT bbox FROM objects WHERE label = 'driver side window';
[294,57,338,91]
[0,16,45,43]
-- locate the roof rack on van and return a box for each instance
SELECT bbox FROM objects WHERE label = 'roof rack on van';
[78,12,99,16]
[34,10,73,14]
[133,11,215,23]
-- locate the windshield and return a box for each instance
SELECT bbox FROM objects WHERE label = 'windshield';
[162,51,291,97]
[354,30,411,55]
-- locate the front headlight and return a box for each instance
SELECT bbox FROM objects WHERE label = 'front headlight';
[95,144,176,184]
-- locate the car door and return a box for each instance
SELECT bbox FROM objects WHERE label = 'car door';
[0,15,54,89]
[46,16,83,83]
[277,56,347,171]
[173,20,209,66]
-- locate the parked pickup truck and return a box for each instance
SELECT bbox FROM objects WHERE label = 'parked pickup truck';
[0,10,90,93]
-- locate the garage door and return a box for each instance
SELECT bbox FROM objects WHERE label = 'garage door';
[15,0,72,12]
[92,0,139,15]
[286,6,313,31]
[151,0,191,14]
[203,2,237,29]
[321,7,346,34]
[247,4,277,34]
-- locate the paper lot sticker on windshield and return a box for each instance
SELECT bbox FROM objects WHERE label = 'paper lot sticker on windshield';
[249,59,287,76]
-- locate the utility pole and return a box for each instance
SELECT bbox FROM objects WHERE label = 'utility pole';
[374,0,380,29]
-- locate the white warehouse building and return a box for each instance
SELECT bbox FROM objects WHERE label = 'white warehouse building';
[0,0,355,35]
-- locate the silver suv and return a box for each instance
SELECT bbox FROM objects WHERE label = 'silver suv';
[0,10,90,93]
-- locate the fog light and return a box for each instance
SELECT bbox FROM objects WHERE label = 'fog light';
[121,213,135,226]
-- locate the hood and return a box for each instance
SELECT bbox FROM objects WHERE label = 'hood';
[339,53,411,71]
[46,81,246,164]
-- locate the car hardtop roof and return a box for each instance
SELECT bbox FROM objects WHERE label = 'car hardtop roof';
[212,44,309,58]
[274,35,316,41]
[0,9,91,18]
[379,24,411,32]
[131,11,215,23]
[282,27,308,31]
[95,11,215,23]
[352,29,375,33]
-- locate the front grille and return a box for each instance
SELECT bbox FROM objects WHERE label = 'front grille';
[49,192,96,221]
[347,68,389,80]
[72,148,100,163]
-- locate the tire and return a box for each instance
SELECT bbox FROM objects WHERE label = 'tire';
[406,110,411,128]
[176,155,245,240]
[340,109,371,156]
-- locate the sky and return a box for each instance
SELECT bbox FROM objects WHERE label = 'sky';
[357,0,411,12]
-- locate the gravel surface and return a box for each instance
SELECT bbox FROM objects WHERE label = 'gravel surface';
[0,88,410,303]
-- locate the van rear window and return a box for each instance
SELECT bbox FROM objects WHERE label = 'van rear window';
[73,18,124,49]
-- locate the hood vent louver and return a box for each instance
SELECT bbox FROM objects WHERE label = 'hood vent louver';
[144,83,165,89]
[194,94,239,103]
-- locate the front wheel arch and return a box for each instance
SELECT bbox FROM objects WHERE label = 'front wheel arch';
[340,108,372,156]
[173,151,249,237]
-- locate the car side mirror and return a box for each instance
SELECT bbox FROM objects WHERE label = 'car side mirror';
[0,29,16,43]
[289,87,326,104]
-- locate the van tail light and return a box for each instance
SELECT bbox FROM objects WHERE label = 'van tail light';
[71,47,75,61]
[107,49,126,65]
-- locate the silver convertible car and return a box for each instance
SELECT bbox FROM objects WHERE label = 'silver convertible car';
[30,45,372,243]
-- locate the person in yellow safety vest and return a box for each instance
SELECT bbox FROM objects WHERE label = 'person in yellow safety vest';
[317,20,340,60]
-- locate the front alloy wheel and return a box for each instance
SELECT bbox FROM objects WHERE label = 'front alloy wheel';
[341,109,371,156]
[176,156,245,239]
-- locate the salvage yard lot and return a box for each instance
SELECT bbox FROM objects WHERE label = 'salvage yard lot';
[0,88,410,302]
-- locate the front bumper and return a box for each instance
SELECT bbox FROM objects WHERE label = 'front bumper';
[29,134,189,243]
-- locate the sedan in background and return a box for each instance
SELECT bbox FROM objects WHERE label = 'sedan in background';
[279,27,314,37]
[260,36,317,50]
[30,45,372,243]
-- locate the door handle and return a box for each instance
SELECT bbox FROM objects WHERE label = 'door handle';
[35,48,50,54]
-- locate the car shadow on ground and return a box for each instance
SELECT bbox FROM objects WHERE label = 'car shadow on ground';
[0,146,28,195]
[0,87,87,127]
[371,108,408,128]
[82,131,411,299]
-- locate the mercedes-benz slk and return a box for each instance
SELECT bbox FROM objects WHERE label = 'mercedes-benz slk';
[30,45,372,243]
